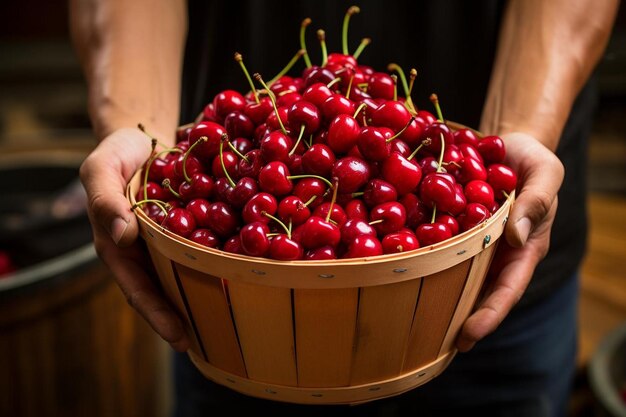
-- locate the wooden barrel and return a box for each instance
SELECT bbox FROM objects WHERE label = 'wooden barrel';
[0,144,170,417]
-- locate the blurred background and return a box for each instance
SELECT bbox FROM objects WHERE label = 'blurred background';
[0,1,624,417]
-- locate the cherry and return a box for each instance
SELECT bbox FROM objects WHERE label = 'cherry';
[464,179,496,208]
[477,135,506,164]
[211,149,239,180]
[301,143,336,177]
[362,178,398,207]
[186,198,212,228]
[344,198,369,221]
[457,142,484,165]
[269,234,304,260]
[242,192,278,224]
[456,156,488,184]
[162,207,196,238]
[288,100,321,135]
[189,228,220,248]
[332,156,371,193]
[231,137,254,156]
[278,195,311,226]
[313,202,348,228]
[457,203,490,233]
[303,66,336,89]
[244,97,274,125]
[187,121,227,160]
[223,235,244,254]
[292,178,328,209]
[416,222,452,246]
[400,193,430,229]
[381,230,420,254]
[260,130,293,163]
[137,181,167,202]
[178,172,214,201]
[229,176,259,209]
[340,218,377,245]
[326,113,361,154]
[487,163,517,200]
[213,89,246,122]
[321,93,356,122]
[369,201,406,236]
[300,216,341,250]
[435,213,459,236]
[419,172,457,213]
[367,72,395,100]
[302,82,333,108]
[454,128,480,147]
[304,246,337,260]
[344,235,383,258]
[357,126,392,161]
[224,111,255,140]
[206,202,240,238]
[238,149,264,178]
[370,100,412,133]
[240,222,271,257]
[381,152,422,196]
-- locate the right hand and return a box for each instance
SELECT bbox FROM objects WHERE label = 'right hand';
[80,127,190,352]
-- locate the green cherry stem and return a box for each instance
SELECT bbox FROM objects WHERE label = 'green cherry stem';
[162,178,182,199]
[300,18,313,68]
[407,138,431,161]
[391,74,398,102]
[142,146,183,201]
[353,102,367,118]
[317,29,328,67]
[262,211,292,239]
[327,77,342,90]
[227,141,249,162]
[182,136,207,183]
[219,134,237,188]
[268,49,306,86]
[436,133,446,173]
[352,37,371,60]
[289,125,306,156]
[137,123,171,150]
[430,93,445,122]
[342,5,360,55]
[325,178,339,223]
[386,116,415,143]
[288,174,334,189]
[388,63,416,114]
[254,73,288,135]
[234,52,259,104]
[132,198,170,217]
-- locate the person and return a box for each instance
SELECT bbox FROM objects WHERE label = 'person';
[69,0,620,415]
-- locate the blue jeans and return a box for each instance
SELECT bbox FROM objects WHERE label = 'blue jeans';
[172,274,579,417]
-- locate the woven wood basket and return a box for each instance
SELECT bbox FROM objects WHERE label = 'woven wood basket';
[127,123,514,405]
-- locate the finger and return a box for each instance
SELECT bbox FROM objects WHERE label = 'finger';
[501,132,564,247]
[94,228,190,352]
[80,128,153,247]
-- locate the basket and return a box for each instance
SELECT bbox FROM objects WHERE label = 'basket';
[126,124,514,405]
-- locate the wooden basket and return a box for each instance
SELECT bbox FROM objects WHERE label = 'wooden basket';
[126,131,513,405]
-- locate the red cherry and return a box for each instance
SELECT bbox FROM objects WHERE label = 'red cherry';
[332,156,371,193]
[242,192,278,224]
[344,198,369,221]
[313,202,348,228]
[434,213,460,236]
[301,144,336,177]
[369,201,406,236]
[278,195,311,226]
[288,101,321,135]
[162,207,196,238]
[419,172,457,213]
[223,235,244,254]
[370,100,411,133]
[453,128,480,147]
[292,178,328,209]
[457,203,490,232]
[258,161,293,196]
[240,222,271,257]
[187,121,227,160]
[340,219,377,245]
[224,111,255,140]
[416,223,452,246]
[400,193,430,229]
[357,126,391,161]
[206,202,240,238]
[487,163,517,200]
[213,89,246,122]
[269,235,303,260]
[186,198,212,228]
[300,216,341,250]
[178,172,214,201]
[362,179,398,207]
[367,72,395,100]
[244,97,273,125]
[326,114,361,155]
[344,235,383,258]
[381,152,422,196]
[477,135,506,164]
[456,156,488,184]
[260,130,293,163]
[464,180,496,208]
[302,82,333,108]
[304,246,337,260]
[381,230,420,254]
[189,228,220,248]
[321,93,356,122]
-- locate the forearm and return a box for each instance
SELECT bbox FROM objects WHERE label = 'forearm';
[69,0,187,143]
[480,0,619,151]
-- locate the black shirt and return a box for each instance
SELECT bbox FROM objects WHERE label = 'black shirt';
[180,0,591,309]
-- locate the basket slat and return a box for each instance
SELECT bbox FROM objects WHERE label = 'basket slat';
[350,279,422,385]
[294,288,358,387]
[438,242,498,356]
[402,259,471,372]
[146,245,204,357]
[228,281,297,385]
[175,265,247,377]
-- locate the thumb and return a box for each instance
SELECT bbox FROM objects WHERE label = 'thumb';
[80,127,153,247]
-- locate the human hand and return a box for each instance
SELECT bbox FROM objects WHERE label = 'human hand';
[456,131,564,352]
[80,127,190,352]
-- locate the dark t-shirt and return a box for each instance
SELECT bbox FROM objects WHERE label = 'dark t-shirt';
[180,0,591,309]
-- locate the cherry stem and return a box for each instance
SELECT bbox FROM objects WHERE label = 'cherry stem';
[268,49,306,86]
[253,73,288,135]
[288,174,334,189]
[342,6,360,55]
[327,77,342,89]
[300,18,313,68]
[431,205,437,224]
[391,74,398,101]
[289,125,306,156]
[436,133,446,173]
[142,146,183,201]
[137,123,171,150]
[353,102,367,118]
[227,141,249,162]
[132,198,169,216]
[219,134,237,188]
[162,178,181,199]
[142,138,158,201]
[234,52,259,104]
[345,73,355,99]
[317,29,328,67]
[408,68,417,100]
[407,138,431,161]
[182,136,208,183]
[353,37,371,60]
[430,93,445,122]
[325,178,339,223]
[262,211,292,239]
[388,63,416,113]
[303,194,317,207]
[386,116,415,143]
[369,219,384,225]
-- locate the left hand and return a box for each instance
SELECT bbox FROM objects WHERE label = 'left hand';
[456,131,564,352]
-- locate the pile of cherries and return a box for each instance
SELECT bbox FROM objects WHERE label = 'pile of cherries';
[134,6,517,261]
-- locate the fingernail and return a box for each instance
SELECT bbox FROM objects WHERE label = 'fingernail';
[111,217,129,245]
[515,217,531,245]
